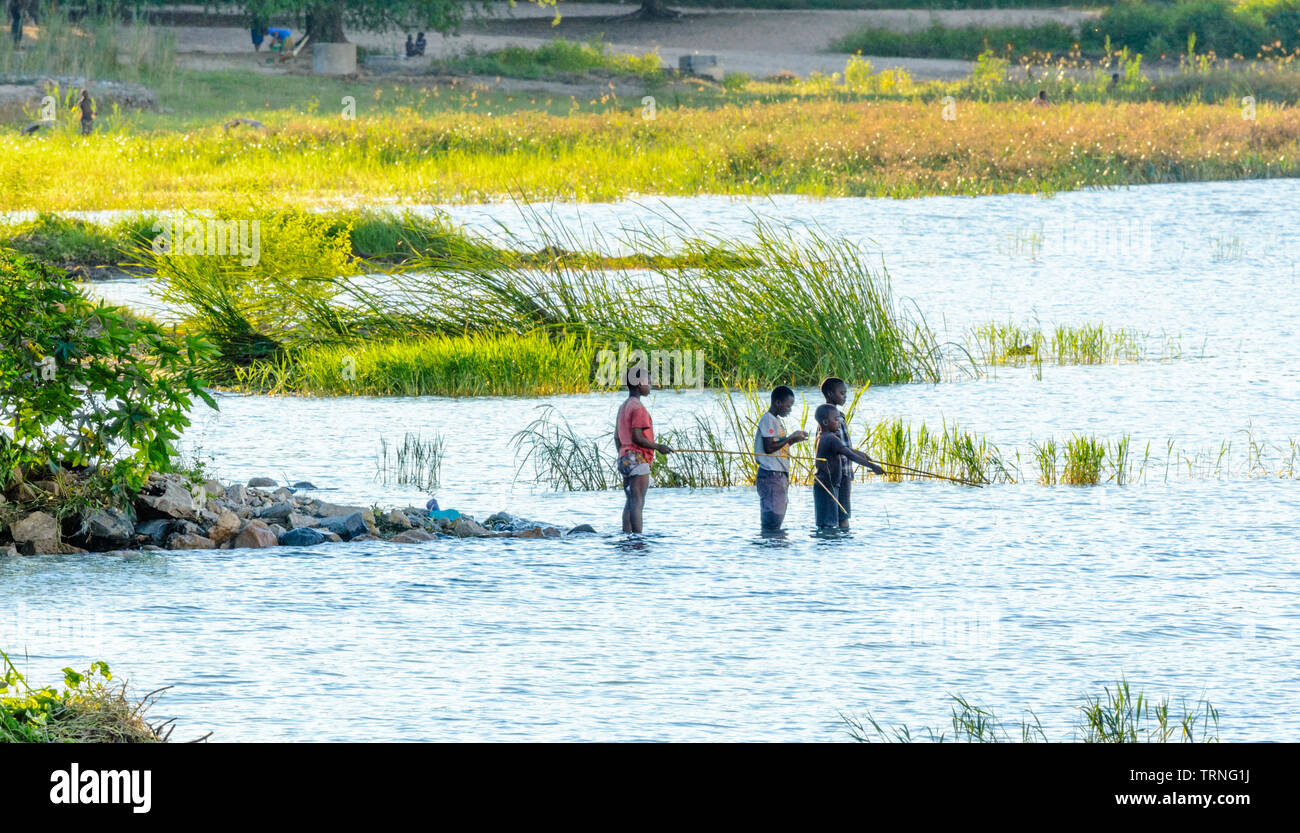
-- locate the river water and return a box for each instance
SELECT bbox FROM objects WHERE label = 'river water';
[4,180,1298,741]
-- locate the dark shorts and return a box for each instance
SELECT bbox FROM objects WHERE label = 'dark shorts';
[813,475,851,528]
[756,468,789,530]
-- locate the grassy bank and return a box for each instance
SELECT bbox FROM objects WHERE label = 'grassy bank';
[6,96,1299,208]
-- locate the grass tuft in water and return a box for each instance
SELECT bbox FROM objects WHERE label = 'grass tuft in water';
[376,433,445,493]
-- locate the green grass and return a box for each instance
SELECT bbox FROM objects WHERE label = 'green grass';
[973,322,1144,366]
[241,331,596,397]
[377,432,445,492]
[843,678,1220,742]
[864,417,1014,485]
[434,39,665,81]
[834,22,1080,60]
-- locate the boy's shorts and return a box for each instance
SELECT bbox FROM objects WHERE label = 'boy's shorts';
[756,469,789,529]
[618,452,651,493]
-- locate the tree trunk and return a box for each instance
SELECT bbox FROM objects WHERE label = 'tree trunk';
[307,2,346,43]
[637,0,681,19]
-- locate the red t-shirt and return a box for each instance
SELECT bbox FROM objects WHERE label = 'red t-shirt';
[617,397,654,464]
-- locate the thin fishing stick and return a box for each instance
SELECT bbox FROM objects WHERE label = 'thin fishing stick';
[874,459,984,488]
[812,475,849,517]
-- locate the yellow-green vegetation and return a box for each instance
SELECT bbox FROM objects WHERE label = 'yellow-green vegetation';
[243,331,595,397]
[142,211,942,393]
[433,38,664,80]
[7,94,1300,208]
[973,322,1144,365]
[845,679,1220,743]
[864,417,1015,485]
[2,651,164,743]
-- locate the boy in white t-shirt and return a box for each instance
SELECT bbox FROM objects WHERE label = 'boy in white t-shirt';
[754,385,809,531]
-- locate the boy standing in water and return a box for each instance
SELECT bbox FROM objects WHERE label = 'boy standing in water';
[820,377,857,528]
[616,364,672,533]
[754,385,808,531]
[813,404,883,530]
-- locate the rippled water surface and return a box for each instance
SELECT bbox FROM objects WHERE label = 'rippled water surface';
[6,181,1299,741]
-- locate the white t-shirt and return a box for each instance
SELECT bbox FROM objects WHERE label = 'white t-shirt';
[754,411,789,473]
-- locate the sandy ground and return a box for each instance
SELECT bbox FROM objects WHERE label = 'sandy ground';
[162,3,1099,81]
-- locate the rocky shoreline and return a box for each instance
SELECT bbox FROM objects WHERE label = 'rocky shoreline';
[1,472,595,557]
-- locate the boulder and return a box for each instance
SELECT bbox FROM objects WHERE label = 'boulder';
[319,512,367,541]
[322,532,343,543]
[271,487,295,501]
[233,520,279,549]
[11,511,58,543]
[203,479,226,498]
[385,509,412,530]
[514,526,561,539]
[449,517,493,538]
[391,529,436,544]
[225,484,249,504]
[286,512,317,529]
[349,534,380,542]
[207,509,241,545]
[78,507,135,549]
[134,518,174,546]
[166,532,216,550]
[567,524,597,535]
[1,544,17,558]
[315,503,376,527]
[291,481,318,490]
[278,527,327,547]
[135,475,197,520]
[257,502,295,522]
[248,477,278,488]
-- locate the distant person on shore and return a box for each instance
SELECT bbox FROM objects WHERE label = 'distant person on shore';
[9,0,21,46]
[267,26,291,52]
[1031,89,1050,107]
[812,404,882,531]
[1108,72,1121,93]
[415,31,427,56]
[616,364,672,534]
[75,89,94,135]
[405,33,415,57]
[754,385,808,532]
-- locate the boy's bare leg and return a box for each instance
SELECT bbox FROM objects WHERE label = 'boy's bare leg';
[623,474,649,533]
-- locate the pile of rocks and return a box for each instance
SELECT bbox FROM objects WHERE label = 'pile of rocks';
[0,473,595,557]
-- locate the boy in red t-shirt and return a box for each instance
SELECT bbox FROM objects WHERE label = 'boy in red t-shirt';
[615,364,672,533]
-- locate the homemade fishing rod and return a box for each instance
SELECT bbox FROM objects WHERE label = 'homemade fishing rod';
[668,448,982,487]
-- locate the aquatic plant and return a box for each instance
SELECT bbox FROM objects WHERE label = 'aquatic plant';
[511,406,621,492]
[1,650,179,743]
[377,433,445,492]
[863,418,1015,485]
[972,321,1143,366]
[843,679,1220,743]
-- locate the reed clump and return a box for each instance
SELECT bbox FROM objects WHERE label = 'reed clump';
[974,322,1143,366]
[377,433,445,492]
[844,679,1220,743]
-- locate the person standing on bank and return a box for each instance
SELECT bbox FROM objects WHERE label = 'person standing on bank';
[616,364,672,534]
[75,89,94,135]
[754,385,808,531]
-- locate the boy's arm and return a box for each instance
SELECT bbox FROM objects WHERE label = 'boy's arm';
[631,427,671,455]
[842,446,885,474]
[762,430,808,454]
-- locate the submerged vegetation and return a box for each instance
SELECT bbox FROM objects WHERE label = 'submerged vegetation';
[844,679,1220,743]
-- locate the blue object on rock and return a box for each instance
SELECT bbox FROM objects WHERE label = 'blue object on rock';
[425,497,440,512]
[429,508,461,522]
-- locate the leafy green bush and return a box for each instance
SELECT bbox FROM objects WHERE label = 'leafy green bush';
[0,250,216,490]
[2,651,162,743]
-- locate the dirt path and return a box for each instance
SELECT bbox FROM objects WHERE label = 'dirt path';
[164,3,1099,81]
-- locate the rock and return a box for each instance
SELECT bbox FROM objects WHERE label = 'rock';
[322,532,343,543]
[134,518,174,545]
[315,503,376,527]
[203,479,225,498]
[141,544,164,552]
[384,509,412,529]
[257,502,295,522]
[291,481,317,490]
[391,529,436,544]
[207,509,241,545]
[567,524,597,535]
[1,544,17,558]
[135,475,196,520]
[449,517,493,538]
[268,523,286,538]
[247,477,278,488]
[286,512,317,529]
[233,520,279,549]
[32,479,62,496]
[271,487,295,501]
[278,527,327,547]
[319,512,367,541]
[513,526,562,539]
[78,508,134,549]
[349,534,380,542]
[196,508,219,527]
[225,484,249,504]
[11,511,58,543]
[166,532,216,550]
